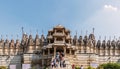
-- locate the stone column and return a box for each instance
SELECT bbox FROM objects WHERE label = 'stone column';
[43,50,45,55]
[42,59,44,68]
[55,29,56,33]
[64,47,66,57]
[48,48,50,55]
[54,47,56,58]
[70,49,72,55]
[69,40,70,44]
[63,29,64,34]
[63,38,65,43]
[55,38,56,42]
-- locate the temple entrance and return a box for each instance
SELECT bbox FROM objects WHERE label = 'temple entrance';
[53,46,66,57]
[56,47,64,53]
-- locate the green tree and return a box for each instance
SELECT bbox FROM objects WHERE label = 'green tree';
[87,66,94,69]
[0,66,7,69]
[97,63,120,69]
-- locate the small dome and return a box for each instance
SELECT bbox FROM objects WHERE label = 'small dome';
[96,40,101,48]
[29,35,32,39]
[48,29,53,32]
[35,34,39,39]
[107,40,111,46]
[111,40,116,46]
[54,24,65,28]
[89,33,95,40]
[65,29,70,32]
[102,40,106,48]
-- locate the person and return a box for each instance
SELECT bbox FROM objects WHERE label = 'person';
[72,64,75,69]
[63,60,66,67]
[80,65,83,69]
[56,53,60,62]
[51,61,54,68]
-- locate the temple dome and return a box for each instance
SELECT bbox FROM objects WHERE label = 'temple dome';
[54,24,65,29]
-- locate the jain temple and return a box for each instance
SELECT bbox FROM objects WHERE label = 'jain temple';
[0,24,120,69]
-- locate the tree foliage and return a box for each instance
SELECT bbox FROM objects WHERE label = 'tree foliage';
[97,63,120,69]
[0,66,7,69]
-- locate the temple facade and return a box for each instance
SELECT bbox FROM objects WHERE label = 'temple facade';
[0,24,120,69]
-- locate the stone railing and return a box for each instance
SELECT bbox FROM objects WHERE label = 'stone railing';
[53,32,65,36]
[54,41,65,44]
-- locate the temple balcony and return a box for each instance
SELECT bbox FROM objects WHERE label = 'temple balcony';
[54,41,65,44]
[47,35,53,39]
[53,32,65,36]
[53,41,66,46]
[66,35,71,39]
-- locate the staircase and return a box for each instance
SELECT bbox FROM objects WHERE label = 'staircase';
[65,54,89,68]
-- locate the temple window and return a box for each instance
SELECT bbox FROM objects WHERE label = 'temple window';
[56,37,63,41]
[56,30,62,33]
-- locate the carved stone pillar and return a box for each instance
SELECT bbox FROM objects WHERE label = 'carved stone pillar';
[55,38,56,42]
[48,48,50,55]
[81,46,84,53]
[64,47,66,57]
[55,29,56,33]
[69,40,70,44]
[62,29,64,34]
[42,59,44,67]
[63,38,65,43]
[70,49,71,55]
[43,50,45,55]
[54,47,56,58]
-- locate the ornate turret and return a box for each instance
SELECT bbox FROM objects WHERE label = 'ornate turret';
[102,37,106,49]
[111,39,116,49]
[73,35,77,45]
[116,37,120,49]
[10,39,15,55]
[107,39,111,49]
[0,36,4,55]
[97,36,101,49]
[83,35,88,46]
[4,38,10,55]
[41,34,45,43]
[21,33,27,46]
[5,39,10,48]
[78,35,83,46]
[28,34,34,46]
[10,39,15,48]
[16,39,20,48]
[0,37,4,48]
[35,34,40,46]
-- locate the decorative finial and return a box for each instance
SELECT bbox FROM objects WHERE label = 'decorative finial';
[42,29,44,35]
[6,35,8,39]
[93,28,95,34]
[86,30,88,35]
[36,29,38,34]
[17,34,18,39]
[109,36,111,40]
[81,30,82,36]
[105,36,106,40]
[21,27,24,34]
[114,36,115,40]
[99,36,101,40]
[11,34,13,39]
[76,30,77,36]
[1,35,3,39]
[30,29,32,35]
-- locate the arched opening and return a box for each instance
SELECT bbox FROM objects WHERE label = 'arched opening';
[56,47,64,53]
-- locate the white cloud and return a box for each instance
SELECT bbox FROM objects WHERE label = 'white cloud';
[104,5,118,11]
[77,5,120,39]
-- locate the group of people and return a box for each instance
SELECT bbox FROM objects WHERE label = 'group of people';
[72,64,84,69]
[51,52,66,68]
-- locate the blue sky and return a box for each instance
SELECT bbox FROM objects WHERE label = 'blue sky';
[0,0,120,40]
